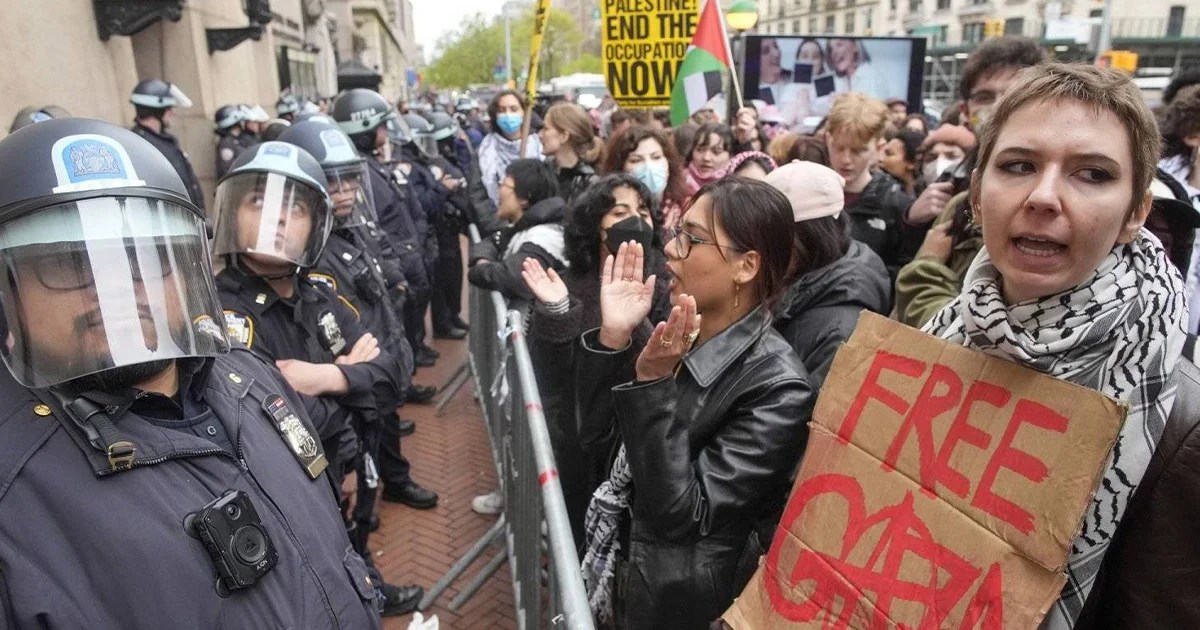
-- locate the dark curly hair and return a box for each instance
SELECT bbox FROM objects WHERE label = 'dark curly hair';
[1159,84,1200,168]
[563,174,660,274]
[600,125,687,206]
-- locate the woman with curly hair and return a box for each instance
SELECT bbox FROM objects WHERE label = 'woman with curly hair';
[521,175,671,543]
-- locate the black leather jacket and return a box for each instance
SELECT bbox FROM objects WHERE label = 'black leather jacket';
[577,306,815,629]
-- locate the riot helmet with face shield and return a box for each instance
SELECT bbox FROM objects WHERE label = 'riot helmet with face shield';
[277,120,376,229]
[0,118,229,388]
[211,142,333,276]
[403,113,438,158]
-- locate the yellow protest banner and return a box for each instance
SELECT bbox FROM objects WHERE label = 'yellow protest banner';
[601,0,698,108]
[519,0,553,156]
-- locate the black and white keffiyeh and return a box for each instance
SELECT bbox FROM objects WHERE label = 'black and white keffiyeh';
[580,444,634,625]
[924,229,1187,628]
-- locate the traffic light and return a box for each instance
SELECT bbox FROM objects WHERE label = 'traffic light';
[983,18,1005,39]
[1097,50,1138,73]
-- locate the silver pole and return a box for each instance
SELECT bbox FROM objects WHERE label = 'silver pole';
[1095,0,1113,61]
[508,310,594,630]
[505,13,514,83]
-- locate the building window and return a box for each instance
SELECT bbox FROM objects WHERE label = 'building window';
[827,0,838,10]
[825,14,836,32]
[1004,17,1024,35]
[936,0,951,9]
[909,0,922,12]
[890,0,897,10]
[963,21,985,42]
[845,11,855,32]
[812,0,820,12]
[1089,8,1102,17]
[936,24,949,44]
[1167,5,1185,37]
[864,8,873,31]
[794,18,802,32]
[810,17,818,32]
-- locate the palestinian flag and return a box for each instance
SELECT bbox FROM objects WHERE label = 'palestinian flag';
[670,0,734,126]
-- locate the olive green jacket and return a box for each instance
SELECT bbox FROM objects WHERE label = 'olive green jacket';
[893,191,982,328]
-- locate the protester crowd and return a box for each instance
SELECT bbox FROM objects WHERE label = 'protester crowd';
[1,32,1199,630]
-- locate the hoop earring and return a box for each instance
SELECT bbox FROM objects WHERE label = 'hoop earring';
[733,281,741,309]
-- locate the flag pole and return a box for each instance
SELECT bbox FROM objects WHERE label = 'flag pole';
[713,0,745,111]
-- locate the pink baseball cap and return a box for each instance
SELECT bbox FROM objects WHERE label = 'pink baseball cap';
[764,160,846,222]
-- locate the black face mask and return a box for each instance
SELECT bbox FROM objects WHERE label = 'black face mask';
[604,215,654,256]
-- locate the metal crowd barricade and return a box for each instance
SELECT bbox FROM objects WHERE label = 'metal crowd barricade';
[420,225,594,630]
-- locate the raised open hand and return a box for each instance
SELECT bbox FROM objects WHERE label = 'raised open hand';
[635,293,701,382]
[598,241,656,350]
[521,257,569,305]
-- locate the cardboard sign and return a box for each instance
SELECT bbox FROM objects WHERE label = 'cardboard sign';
[601,0,698,108]
[723,313,1126,630]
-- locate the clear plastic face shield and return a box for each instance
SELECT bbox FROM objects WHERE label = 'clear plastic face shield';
[386,116,412,145]
[0,198,228,388]
[211,172,332,270]
[324,162,376,228]
[168,84,194,109]
[415,133,439,158]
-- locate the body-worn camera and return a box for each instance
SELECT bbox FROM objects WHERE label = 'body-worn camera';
[189,490,278,594]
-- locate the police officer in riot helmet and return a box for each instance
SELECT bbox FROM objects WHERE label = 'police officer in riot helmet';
[419,111,473,337]
[278,119,440,510]
[331,88,438,369]
[0,118,382,628]
[392,112,455,352]
[130,78,205,210]
[213,104,248,178]
[210,141,427,616]
[276,93,301,123]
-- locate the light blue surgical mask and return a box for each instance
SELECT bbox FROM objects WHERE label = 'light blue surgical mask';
[496,112,523,136]
[632,160,669,199]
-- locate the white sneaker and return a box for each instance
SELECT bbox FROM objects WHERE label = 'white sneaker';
[471,490,504,515]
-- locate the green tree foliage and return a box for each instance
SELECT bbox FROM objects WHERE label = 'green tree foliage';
[562,53,602,75]
[424,7,590,89]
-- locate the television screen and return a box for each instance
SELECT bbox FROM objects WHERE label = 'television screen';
[742,36,926,131]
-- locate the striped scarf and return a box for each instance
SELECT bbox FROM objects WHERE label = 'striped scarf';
[923,229,1187,627]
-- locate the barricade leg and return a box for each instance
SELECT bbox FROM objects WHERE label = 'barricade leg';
[417,515,506,611]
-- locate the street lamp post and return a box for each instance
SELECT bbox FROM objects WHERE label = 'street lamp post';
[726,0,760,121]
[502,1,520,86]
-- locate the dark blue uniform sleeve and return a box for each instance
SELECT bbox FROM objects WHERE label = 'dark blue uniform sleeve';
[323,287,405,413]
[408,162,449,225]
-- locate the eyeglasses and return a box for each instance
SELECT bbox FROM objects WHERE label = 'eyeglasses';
[23,244,174,291]
[669,227,746,260]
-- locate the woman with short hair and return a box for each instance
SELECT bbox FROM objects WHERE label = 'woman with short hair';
[923,62,1197,629]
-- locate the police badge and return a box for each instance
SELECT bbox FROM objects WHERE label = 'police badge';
[316,310,346,354]
[262,394,327,479]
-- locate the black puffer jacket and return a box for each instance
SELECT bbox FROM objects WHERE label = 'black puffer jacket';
[576,307,814,629]
[773,240,891,392]
[466,196,568,302]
[845,170,915,281]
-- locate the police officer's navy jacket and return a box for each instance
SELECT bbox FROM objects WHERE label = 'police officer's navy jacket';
[313,231,415,383]
[131,122,205,211]
[215,266,405,413]
[364,154,429,293]
[215,133,244,178]
[0,348,383,629]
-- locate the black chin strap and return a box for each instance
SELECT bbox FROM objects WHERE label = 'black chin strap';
[231,254,300,281]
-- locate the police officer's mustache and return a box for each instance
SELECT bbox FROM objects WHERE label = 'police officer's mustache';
[75,305,155,333]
